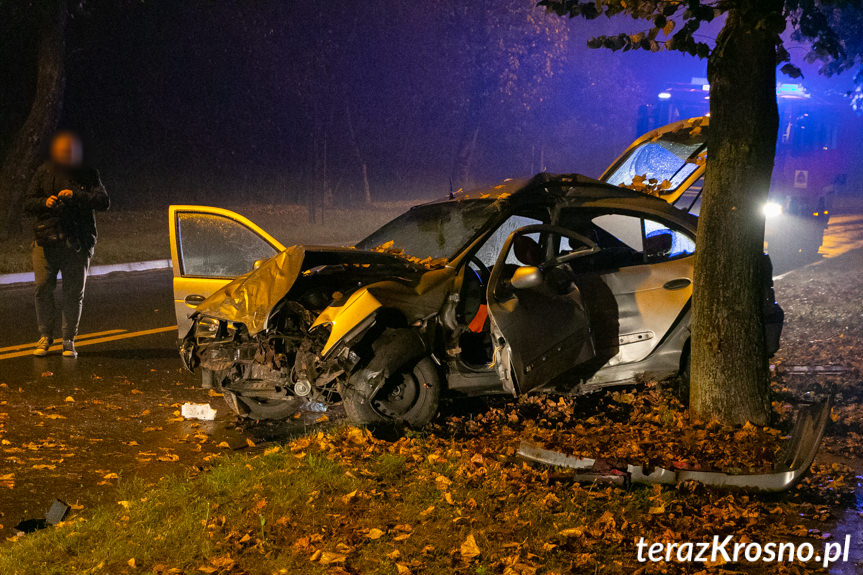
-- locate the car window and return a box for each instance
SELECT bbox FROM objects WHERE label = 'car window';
[558,210,694,271]
[474,214,543,267]
[355,200,497,263]
[593,214,643,251]
[643,219,695,261]
[672,177,703,215]
[177,212,279,278]
[605,141,702,190]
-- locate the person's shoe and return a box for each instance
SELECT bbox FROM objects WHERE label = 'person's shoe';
[62,339,77,358]
[33,337,53,357]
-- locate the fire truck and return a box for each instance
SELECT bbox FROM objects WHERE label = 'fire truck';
[628,79,859,258]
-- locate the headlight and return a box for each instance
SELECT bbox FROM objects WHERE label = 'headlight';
[762,201,783,218]
[195,316,220,339]
[195,317,239,342]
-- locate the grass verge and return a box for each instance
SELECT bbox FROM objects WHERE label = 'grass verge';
[0,386,854,575]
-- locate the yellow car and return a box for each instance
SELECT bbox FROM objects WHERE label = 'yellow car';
[170,173,782,425]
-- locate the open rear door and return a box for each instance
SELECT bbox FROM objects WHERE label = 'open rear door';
[486,225,597,394]
[169,205,285,335]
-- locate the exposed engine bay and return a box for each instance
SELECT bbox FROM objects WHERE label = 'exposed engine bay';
[179,245,447,420]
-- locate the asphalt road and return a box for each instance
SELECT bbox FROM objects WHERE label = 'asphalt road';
[0,214,861,534]
[0,269,336,533]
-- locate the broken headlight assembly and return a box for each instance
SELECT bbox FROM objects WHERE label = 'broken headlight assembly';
[195,316,238,343]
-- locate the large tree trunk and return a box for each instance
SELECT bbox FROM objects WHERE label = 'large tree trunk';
[690,2,781,425]
[0,0,67,239]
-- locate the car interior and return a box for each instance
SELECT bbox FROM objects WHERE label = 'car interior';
[453,208,695,368]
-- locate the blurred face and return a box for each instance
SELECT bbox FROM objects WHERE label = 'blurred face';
[50,132,83,167]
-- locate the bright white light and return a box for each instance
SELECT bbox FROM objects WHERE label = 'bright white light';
[762,201,783,218]
[658,92,672,100]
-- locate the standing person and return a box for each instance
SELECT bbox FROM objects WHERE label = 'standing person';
[24,131,109,358]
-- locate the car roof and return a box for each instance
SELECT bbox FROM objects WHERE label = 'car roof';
[419,172,697,231]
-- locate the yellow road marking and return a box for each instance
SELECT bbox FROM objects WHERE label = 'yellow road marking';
[0,329,128,353]
[0,326,176,361]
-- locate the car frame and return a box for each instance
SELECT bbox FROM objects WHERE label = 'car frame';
[170,172,782,426]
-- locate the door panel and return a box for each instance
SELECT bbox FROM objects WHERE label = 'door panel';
[486,225,596,394]
[169,206,285,335]
[559,210,694,367]
[594,256,692,365]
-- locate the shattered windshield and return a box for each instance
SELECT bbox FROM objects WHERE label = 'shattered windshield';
[605,126,707,193]
[355,199,498,263]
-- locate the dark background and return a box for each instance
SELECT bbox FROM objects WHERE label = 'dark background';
[1,0,855,209]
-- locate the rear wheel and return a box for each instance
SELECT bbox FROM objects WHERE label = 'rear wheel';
[342,356,440,427]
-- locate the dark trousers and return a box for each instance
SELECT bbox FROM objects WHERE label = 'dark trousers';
[32,243,92,340]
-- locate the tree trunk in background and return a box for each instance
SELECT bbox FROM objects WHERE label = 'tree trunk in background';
[0,0,66,239]
[345,101,372,204]
[690,2,780,425]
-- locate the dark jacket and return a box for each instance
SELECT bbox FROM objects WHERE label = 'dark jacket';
[24,162,110,251]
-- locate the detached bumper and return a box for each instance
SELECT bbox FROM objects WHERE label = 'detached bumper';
[518,394,832,493]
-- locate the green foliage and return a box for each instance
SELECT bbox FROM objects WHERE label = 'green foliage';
[538,0,863,84]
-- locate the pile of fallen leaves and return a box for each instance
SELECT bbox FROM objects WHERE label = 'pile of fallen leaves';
[0,381,857,575]
[438,386,785,474]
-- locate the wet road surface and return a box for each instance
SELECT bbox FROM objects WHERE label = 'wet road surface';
[0,270,340,533]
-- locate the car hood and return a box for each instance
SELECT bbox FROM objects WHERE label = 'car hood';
[193,245,427,335]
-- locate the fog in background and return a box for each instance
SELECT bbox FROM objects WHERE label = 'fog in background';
[1,0,857,210]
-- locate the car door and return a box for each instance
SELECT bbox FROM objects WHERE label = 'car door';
[485,224,597,394]
[559,211,695,365]
[169,205,285,335]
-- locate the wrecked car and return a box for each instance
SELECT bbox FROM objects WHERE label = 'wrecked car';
[170,173,783,425]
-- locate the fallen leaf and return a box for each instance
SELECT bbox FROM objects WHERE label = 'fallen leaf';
[460,534,481,559]
[318,551,347,564]
[341,489,358,504]
[367,528,385,540]
[128,558,136,568]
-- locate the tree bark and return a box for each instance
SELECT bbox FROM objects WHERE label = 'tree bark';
[690,2,782,425]
[0,0,67,239]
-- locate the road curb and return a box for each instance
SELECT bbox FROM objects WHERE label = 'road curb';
[0,259,171,287]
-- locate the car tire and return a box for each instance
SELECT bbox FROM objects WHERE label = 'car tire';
[342,356,440,428]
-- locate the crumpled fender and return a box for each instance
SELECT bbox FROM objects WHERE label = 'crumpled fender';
[194,246,306,335]
[345,328,428,402]
[312,268,455,358]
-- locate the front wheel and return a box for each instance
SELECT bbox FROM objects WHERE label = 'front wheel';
[341,356,440,428]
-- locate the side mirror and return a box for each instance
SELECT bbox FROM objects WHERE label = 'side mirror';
[253,259,266,270]
[511,266,543,290]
